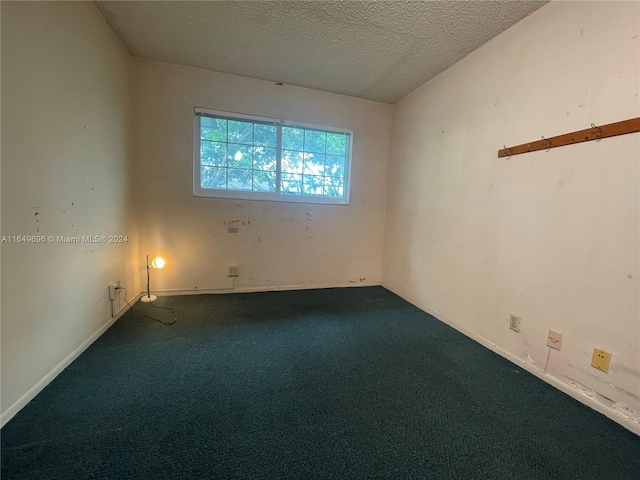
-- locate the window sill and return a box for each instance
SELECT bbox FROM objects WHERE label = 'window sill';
[193,188,350,205]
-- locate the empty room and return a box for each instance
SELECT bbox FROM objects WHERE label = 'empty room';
[1,1,639,478]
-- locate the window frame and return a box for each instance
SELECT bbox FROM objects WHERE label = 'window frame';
[193,107,352,205]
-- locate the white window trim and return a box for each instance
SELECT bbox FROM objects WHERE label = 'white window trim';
[193,107,352,205]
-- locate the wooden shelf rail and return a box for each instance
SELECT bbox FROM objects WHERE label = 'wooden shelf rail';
[498,117,640,158]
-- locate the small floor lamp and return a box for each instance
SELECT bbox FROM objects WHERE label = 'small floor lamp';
[141,255,165,302]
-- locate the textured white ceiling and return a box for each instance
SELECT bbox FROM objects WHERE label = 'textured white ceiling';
[96,1,547,104]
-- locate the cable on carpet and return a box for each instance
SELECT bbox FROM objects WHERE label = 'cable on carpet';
[117,287,177,326]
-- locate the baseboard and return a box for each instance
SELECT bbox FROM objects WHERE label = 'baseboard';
[381,283,640,437]
[0,292,142,428]
[151,281,382,296]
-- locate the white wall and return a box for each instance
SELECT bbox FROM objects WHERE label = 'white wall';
[383,0,640,425]
[1,2,139,422]
[131,58,392,293]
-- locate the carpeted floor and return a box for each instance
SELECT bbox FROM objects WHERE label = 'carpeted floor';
[2,286,639,479]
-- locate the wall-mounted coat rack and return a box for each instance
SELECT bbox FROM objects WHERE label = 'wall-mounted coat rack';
[498,117,640,158]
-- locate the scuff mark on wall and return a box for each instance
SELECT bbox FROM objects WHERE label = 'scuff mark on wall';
[570,381,640,425]
[565,362,640,402]
[33,209,42,232]
[224,216,253,226]
[611,403,640,424]
[525,354,537,368]
[571,381,599,401]
[611,362,640,379]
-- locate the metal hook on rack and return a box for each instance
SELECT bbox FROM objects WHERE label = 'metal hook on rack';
[541,135,552,149]
[591,123,603,139]
[503,145,513,157]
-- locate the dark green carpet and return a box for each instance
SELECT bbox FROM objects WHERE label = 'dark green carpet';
[2,287,639,479]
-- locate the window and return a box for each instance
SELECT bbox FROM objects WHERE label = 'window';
[194,108,352,204]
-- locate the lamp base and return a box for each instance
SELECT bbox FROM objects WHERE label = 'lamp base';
[140,294,157,303]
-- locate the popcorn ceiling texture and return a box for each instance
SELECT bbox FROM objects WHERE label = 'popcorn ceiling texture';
[95,1,547,104]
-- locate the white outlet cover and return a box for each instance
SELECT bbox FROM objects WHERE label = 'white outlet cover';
[109,281,120,301]
[547,330,562,351]
[509,314,521,332]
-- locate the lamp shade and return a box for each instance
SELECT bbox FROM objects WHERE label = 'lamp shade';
[151,257,165,269]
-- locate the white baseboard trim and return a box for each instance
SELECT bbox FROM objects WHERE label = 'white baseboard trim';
[382,283,640,437]
[1,292,142,428]
[151,281,382,296]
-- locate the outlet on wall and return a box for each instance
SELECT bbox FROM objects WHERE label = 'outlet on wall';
[591,348,611,372]
[109,281,120,300]
[228,264,240,277]
[547,330,562,351]
[109,281,122,318]
[509,314,521,332]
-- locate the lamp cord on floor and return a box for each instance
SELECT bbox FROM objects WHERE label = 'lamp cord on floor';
[117,287,177,326]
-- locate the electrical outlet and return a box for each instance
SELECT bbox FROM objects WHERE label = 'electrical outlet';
[547,330,562,351]
[591,348,611,372]
[228,264,240,277]
[109,281,120,300]
[509,314,521,332]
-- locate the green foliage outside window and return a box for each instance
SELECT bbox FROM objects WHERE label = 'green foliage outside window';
[199,114,349,201]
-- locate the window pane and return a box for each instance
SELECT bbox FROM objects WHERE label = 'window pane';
[227,168,253,190]
[304,130,326,154]
[303,153,325,175]
[281,173,302,194]
[201,117,227,141]
[282,127,304,150]
[253,146,276,171]
[254,124,277,147]
[323,176,344,198]
[201,166,226,189]
[201,141,227,167]
[227,144,252,169]
[326,155,345,177]
[282,150,304,173]
[303,175,324,196]
[228,120,253,145]
[253,170,276,192]
[326,133,347,156]
[196,112,350,203]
